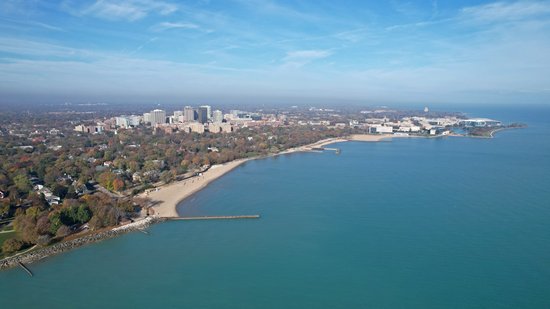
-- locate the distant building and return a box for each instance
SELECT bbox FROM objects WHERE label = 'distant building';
[212,110,223,123]
[150,109,166,125]
[115,117,129,128]
[200,105,212,120]
[127,115,141,126]
[460,118,502,127]
[173,111,183,118]
[197,107,208,124]
[143,112,152,124]
[369,125,393,134]
[74,124,104,134]
[188,122,205,133]
[184,106,195,122]
[208,123,233,133]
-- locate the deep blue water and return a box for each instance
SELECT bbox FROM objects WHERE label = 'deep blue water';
[1,105,549,308]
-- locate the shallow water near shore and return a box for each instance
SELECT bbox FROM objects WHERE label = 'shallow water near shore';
[1,105,550,308]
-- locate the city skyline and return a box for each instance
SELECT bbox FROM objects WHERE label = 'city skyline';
[1,0,550,105]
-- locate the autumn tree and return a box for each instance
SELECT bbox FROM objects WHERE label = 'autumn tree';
[2,238,25,254]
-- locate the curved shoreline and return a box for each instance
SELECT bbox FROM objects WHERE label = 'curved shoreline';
[0,133,451,270]
[146,134,408,218]
[144,139,342,218]
[0,139,342,271]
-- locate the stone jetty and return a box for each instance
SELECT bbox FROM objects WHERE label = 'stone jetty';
[0,216,163,271]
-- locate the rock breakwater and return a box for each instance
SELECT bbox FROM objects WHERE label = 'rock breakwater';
[0,216,163,271]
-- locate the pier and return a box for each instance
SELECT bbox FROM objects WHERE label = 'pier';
[166,215,260,221]
[311,147,341,154]
[17,261,33,277]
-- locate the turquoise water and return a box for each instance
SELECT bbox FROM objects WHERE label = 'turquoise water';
[1,106,550,308]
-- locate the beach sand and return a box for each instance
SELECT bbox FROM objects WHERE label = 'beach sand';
[144,159,251,217]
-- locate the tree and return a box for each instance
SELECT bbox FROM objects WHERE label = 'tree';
[28,192,48,210]
[160,171,173,184]
[55,225,71,238]
[112,177,125,192]
[13,174,31,192]
[13,214,38,243]
[35,215,51,236]
[2,238,25,254]
[76,205,92,223]
[52,184,69,199]
[0,200,12,218]
[97,171,116,191]
[49,212,62,235]
[60,205,91,226]
[36,234,52,247]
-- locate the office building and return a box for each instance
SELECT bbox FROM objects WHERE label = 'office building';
[150,109,166,126]
[184,106,195,122]
[197,107,208,124]
[212,110,223,123]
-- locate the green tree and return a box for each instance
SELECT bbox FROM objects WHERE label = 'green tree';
[13,174,31,192]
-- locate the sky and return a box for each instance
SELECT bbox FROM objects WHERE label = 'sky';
[1,0,550,106]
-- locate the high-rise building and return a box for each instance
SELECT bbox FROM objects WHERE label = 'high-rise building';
[184,106,195,122]
[200,105,212,120]
[150,109,166,125]
[128,115,141,126]
[143,112,151,124]
[197,107,208,124]
[212,110,223,123]
[174,111,183,118]
[115,117,129,128]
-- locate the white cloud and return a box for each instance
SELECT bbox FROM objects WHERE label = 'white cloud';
[81,0,177,21]
[460,1,550,23]
[0,37,89,58]
[150,22,200,32]
[282,50,332,68]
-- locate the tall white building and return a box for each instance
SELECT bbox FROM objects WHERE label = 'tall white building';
[150,109,166,125]
[128,115,141,126]
[212,110,223,123]
[115,117,130,128]
[143,112,151,124]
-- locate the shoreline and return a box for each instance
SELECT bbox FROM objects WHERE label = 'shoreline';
[0,139,338,270]
[144,137,344,218]
[0,217,161,271]
[0,131,502,270]
[145,134,417,218]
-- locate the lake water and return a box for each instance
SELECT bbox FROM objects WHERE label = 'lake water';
[1,105,549,308]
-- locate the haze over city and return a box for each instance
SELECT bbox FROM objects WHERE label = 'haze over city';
[1,0,549,105]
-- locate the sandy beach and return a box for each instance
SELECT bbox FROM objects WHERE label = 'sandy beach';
[144,158,251,217]
[143,138,346,217]
[144,134,410,217]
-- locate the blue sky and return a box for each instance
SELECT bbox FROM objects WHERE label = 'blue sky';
[1,0,549,105]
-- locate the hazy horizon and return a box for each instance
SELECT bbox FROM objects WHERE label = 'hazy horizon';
[1,1,550,105]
